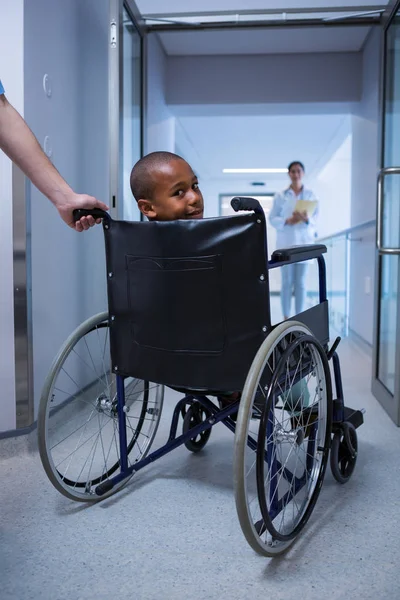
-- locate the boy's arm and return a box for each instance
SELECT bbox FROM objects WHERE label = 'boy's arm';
[0,94,108,231]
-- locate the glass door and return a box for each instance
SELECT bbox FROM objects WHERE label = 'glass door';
[109,0,144,221]
[373,1,400,425]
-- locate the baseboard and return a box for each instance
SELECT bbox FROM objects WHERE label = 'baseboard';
[348,328,373,357]
[0,420,37,440]
[0,421,38,458]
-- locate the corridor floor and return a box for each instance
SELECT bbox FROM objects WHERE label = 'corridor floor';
[1,338,399,600]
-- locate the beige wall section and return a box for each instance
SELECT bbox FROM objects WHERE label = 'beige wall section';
[0,0,24,432]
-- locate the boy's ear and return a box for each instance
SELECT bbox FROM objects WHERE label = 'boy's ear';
[138,199,157,220]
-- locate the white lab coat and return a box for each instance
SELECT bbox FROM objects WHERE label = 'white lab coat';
[269,186,318,249]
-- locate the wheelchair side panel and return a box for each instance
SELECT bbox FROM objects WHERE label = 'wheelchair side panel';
[282,301,330,346]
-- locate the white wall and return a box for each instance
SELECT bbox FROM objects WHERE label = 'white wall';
[310,133,352,239]
[25,0,81,417]
[25,0,110,417]
[77,0,109,323]
[167,53,362,106]
[351,30,381,225]
[0,0,24,432]
[146,33,175,153]
[349,28,381,346]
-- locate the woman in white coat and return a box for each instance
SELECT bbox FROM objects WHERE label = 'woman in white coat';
[269,161,318,319]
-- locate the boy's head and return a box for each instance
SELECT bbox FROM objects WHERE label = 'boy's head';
[130,151,204,221]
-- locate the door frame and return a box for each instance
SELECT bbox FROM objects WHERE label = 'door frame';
[372,0,400,425]
[109,0,146,219]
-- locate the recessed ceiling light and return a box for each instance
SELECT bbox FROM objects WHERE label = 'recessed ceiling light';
[223,168,287,174]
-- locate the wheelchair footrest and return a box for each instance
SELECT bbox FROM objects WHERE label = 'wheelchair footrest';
[333,405,364,430]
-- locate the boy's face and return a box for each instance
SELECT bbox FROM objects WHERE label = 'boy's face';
[138,159,204,221]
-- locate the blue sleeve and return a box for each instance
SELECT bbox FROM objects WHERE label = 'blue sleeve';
[0,80,4,95]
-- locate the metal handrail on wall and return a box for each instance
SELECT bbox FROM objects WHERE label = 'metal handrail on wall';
[307,220,376,337]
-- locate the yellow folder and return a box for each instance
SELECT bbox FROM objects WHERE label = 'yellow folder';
[294,199,318,217]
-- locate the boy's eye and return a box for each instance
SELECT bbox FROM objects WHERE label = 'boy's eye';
[174,189,184,196]
[193,182,199,190]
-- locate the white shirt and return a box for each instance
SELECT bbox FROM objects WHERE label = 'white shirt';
[269,186,318,248]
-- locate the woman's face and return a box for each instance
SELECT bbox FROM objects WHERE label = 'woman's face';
[289,164,304,186]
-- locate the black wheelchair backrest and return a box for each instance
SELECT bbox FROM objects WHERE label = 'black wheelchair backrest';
[103,213,271,392]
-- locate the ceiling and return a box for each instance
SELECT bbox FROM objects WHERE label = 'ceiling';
[157,26,372,56]
[135,1,389,18]
[134,1,388,56]
[174,110,352,182]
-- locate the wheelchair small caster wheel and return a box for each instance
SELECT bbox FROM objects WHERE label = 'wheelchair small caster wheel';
[183,405,211,453]
[330,422,358,484]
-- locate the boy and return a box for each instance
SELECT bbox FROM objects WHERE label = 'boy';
[130,151,240,409]
[130,151,204,221]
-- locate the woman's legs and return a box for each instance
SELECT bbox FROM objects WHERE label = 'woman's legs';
[281,264,294,318]
[294,262,309,314]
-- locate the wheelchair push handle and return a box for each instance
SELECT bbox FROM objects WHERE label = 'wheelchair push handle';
[72,208,110,223]
[231,197,264,216]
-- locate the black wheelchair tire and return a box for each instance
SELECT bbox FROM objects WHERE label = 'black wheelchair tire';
[330,422,358,484]
[182,405,211,453]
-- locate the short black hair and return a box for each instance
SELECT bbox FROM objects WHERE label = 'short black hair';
[130,151,185,201]
[288,161,305,173]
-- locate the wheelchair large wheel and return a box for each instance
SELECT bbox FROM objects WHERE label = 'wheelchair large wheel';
[234,321,332,557]
[38,312,164,502]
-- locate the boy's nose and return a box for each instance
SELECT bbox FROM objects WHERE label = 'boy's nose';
[187,190,198,204]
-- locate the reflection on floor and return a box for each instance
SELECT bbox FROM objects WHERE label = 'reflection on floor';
[1,340,400,599]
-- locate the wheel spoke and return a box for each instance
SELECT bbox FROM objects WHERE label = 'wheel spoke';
[71,347,108,391]
[50,408,103,451]
[235,323,331,556]
[55,414,112,471]
[39,317,164,501]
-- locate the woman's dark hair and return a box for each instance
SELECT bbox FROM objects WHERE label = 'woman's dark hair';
[288,161,305,173]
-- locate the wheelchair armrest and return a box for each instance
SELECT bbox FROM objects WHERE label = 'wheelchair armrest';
[270,244,327,264]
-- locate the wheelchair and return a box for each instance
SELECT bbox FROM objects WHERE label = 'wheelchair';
[37,197,364,557]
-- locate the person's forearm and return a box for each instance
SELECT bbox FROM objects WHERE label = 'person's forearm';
[0,95,73,207]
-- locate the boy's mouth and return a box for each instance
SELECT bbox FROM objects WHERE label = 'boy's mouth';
[186,208,203,219]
